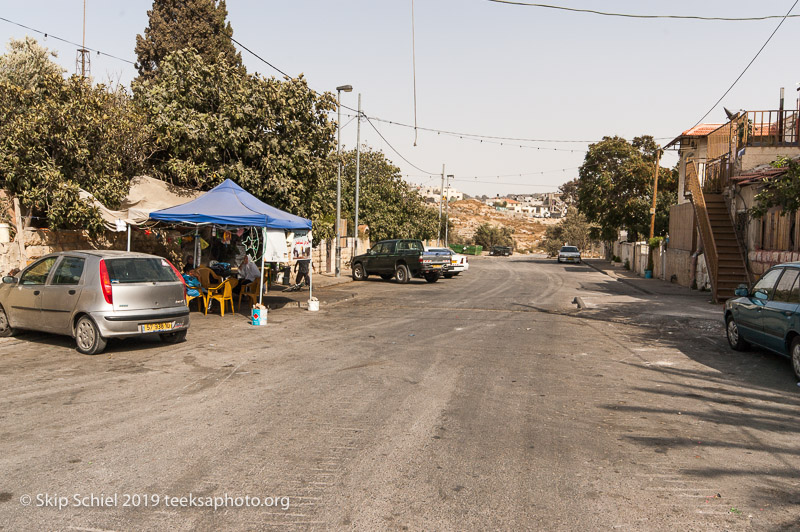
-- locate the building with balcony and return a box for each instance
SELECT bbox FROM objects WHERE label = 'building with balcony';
[664,106,800,301]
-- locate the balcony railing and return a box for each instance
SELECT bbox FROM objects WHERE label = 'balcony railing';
[706,110,799,161]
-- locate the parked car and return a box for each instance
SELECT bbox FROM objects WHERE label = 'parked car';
[557,246,581,264]
[425,247,469,278]
[490,246,512,256]
[724,263,800,378]
[0,251,189,355]
[351,239,451,283]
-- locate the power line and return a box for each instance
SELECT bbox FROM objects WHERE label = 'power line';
[229,36,290,78]
[487,1,800,21]
[0,16,135,65]
[362,116,439,175]
[692,0,799,127]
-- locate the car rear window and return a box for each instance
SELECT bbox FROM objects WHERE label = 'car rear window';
[561,247,579,253]
[105,258,179,284]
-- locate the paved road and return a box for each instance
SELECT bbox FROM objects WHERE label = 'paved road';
[2,256,799,530]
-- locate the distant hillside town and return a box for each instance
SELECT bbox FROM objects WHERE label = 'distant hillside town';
[409,184,568,219]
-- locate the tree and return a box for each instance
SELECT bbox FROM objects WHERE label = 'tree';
[558,178,579,204]
[576,135,676,241]
[473,223,513,249]
[0,37,65,92]
[0,39,151,235]
[135,0,242,81]
[133,48,337,239]
[750,157,800,218]
[338,147,439,242]
[541,206,596,256]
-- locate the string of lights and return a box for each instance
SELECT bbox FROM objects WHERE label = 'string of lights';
[0,16,135,65]
[487,1,800,22]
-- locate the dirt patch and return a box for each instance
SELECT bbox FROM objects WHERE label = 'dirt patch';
[447,199,558,251]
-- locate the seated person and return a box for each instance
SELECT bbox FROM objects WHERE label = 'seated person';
[183,255,195,274]
[234,255,260,294]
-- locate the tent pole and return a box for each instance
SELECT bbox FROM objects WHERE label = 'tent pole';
[126,224,131,252]
[309,233,313,303]
[194,227,199,269]
[258,227,266,307]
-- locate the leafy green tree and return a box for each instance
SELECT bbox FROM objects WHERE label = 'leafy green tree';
[542,206,596,256]
[473,223,513,249]
[133,48,338,239]
[750,157,800,218]
[339,147,439,242]
[558,178,579,204]
[576,135,676,241]
[0,39,151,235]
[135,0,242,81]
[0,37,65,92]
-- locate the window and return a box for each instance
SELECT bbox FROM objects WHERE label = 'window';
[20,257,57,285]
[51,257,85,285]
[105,258,178,284]
[405,241,422,251]
[773,269,799,302]
[373,243,389,254]
[753,268,783,299]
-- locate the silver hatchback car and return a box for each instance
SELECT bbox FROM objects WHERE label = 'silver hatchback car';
[0,251,190,354]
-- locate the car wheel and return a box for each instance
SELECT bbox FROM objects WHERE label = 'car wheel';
[75,316,107,355]
[0,305,18,337]
[443,273,454,279]
[160,329,187,344]
[726,315,748,351]
[425,273,439,283]
[379,274,393,280]
[352,263,367,281]
[791,337,800,380]
[453,272,460,276]
[395,264,410,284]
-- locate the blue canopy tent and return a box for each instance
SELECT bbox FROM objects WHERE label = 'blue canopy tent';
[149,179,313,306]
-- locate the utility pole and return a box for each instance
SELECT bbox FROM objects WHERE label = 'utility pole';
[353,93,362,257]
[438,164,445,246]
[76,0,91,79]
[649,147,662,240]
[334,84,352,277]
[445,174,453,247]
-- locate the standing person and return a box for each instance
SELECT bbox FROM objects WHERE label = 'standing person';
[235,255,260,295]
[294,258,311,288]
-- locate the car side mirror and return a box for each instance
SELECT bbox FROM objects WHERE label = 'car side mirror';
[2,276,16,284]
[753,289,769,301]
[367,249,375,255]
[734,284,749,297]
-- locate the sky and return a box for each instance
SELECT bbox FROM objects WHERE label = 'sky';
[2,0,799,197]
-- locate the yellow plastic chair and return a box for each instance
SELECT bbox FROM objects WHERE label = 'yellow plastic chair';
[238,280,261,309]
[206,279,236,316]
[195,267,222,291]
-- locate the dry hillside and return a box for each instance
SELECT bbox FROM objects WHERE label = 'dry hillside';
[446,199,559,251]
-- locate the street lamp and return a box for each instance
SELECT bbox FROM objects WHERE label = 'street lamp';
[335,84,352,277]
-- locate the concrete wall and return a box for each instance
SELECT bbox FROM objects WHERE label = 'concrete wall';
[740,146,800,172]
[664,248,694,286]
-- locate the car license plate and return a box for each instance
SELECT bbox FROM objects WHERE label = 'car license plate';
[140,321,174,333]
[432,264,442,269]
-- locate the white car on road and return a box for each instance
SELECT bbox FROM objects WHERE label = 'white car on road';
[557,246,581,264]
[426,247,469,278]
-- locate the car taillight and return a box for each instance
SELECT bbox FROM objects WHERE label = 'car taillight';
[99,259,113,305]
[165,259,187,296]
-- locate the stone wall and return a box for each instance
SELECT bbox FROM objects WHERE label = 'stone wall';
[748,250,800,278]
[1,228,182,276]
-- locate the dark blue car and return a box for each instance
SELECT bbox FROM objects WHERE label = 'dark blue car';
[724,263,800,379]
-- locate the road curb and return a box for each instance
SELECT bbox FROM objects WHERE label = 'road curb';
[584,260,654,295]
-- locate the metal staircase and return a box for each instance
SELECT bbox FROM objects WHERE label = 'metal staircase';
[685,162,750,302]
